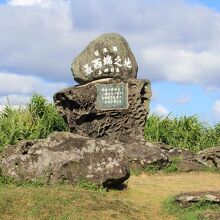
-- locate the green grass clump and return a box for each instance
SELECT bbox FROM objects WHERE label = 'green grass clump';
[0,94,69,152]
[145,114,220,152]
[163,197,220,220]
[78,180,107,193]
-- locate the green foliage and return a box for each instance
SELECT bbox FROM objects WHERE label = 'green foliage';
[145,114,220,152]
[130,168,143,176]
[0,175,16,186]
[131,156,181,176]
[1,95,220,154]
[78,180,107,193]
[163,156,182,173]
[0,94,69,152]
[163,197,220,220]
[143,165,160,174]
[143,160,179,174]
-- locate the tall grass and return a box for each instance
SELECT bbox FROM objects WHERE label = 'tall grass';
[0,94,69,152]
[145,114,220,152]
[0,95,220,153]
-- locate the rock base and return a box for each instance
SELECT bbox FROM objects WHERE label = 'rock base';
[0,132,129,187]
[54,78,151,143]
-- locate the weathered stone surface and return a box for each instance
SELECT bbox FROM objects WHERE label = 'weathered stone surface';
[53,78,151,143]
[0,132,129,186]
[126,141,204,171]
[175,191,220,208]
[126,140,169,169]
[71,33,138,84]
[196,147,220,169]
[162,146,196,160]
[157,145,205,171]
[176,160,205,172]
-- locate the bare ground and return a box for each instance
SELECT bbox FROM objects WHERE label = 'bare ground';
[119,172,220,219]
[0,172,220,220]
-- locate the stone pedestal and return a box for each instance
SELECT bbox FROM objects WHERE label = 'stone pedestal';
[54,78,151,143]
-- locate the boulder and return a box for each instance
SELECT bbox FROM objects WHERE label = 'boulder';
[159,146,205,172]
[163,147,196,160]
[175,191,220,208]
[126,140,169,170]
[176,160,205,172]
[196,146,220,169]
[0,132,129,186]
[54,78,151,143]
[154,143,205,171]
[71,33,138,84]
[125,140,205,172]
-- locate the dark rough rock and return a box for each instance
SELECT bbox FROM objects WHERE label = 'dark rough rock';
[196,146,220,169]
[155,143,205,171]
[126,140,169,169]
[163,146,196,160]
[175,191,220,208]
[125,140,205,171]
[54,78,151,143]
[71,33,138,84]
[0,132,129,186]
[176,160,205,172]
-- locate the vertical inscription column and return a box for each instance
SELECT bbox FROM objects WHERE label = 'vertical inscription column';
[95,83,128,110]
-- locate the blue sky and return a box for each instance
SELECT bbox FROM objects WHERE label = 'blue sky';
[187,0,220,10]
[1,0,220,124]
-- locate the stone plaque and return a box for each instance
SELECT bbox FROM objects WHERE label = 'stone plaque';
[95,83,128,110]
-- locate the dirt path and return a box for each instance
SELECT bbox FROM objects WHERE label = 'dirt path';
[117,172,220,220]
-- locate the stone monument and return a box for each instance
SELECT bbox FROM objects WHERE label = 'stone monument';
[5,34,220,187]
[54,33,152,143]
[1,32,151,186]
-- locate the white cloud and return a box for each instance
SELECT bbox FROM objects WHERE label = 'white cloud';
[1,0,220,108]
[1,0,220,88]
[173,94,190,105]
[9,0,45,6]
[151,89,158,100]
[154,104,169,116]
[0,72,40,94]
[70,0,220,89]
[213,100,220,114]
[0,72,69,104]
[209,100,220,123]
[0,94,30,105]
[142,47,220,86]
[0,0,93,82]
[8,0,68,8]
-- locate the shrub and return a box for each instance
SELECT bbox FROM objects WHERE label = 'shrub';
[0,94,69,152]
[145,114,220,152]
